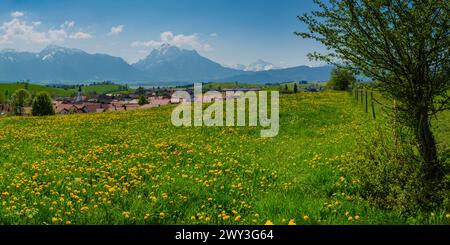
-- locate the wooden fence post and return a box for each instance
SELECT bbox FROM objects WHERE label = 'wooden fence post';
[371,91,376,119]
[365,89,368,113]
[360,89,363,104]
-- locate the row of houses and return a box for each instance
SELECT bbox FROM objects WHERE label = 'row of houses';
[53,97,173,115]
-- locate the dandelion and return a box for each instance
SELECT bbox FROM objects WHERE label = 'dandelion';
[348,216,353,221]
[265,220,274,225]
[355,215,360,220]
[222,215,230,220]
[288,219,296,225]
[66,221,72,225]
[303,215,310,221]
[234,215,241,221]
[122,211,130,219]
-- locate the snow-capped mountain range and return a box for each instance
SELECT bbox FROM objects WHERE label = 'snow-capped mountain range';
[0,44,333,84]
[231,59,281,72]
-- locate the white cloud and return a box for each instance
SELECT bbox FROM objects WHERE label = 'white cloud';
[131,40,160,48]
[210,33,218,37]
[131,31,213,51]
[11,11,25,18]
[61,20,75,29]
[108,25,124,36]
[0,16,92,44]
[69,31,92,40]
[47,29,68,42]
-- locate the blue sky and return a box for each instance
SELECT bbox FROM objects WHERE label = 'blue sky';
[0,0,326,67]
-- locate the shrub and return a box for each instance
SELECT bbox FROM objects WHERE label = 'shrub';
[326,67,356,91]
[138,94,149,105]
[344,119,449,211]
[32,92,55,116]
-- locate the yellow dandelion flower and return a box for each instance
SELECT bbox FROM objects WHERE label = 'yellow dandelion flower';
[265,220,274,225]
[66,221,72,225]
[303,215,310,221]
[288,219,296,225]
[234,215,241,221]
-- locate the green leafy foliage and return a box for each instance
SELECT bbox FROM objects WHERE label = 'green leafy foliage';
[32,92,55,116]
[327,67,355,91]
[9,89,31,115]
[138,94,149,105]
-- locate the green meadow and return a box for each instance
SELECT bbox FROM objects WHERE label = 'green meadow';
[0,83,132,97]
[0,91,448,224]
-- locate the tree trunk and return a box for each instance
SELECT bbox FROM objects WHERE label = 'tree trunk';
[415,110,441,181]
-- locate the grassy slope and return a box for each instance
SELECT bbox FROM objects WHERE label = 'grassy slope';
[0,92,447,224]
[0,83,74,97]
[202,82,263,89]
[0,83,134,97]
[81,84,133,94]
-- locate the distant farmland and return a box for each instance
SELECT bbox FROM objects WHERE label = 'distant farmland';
[0,83,133,97]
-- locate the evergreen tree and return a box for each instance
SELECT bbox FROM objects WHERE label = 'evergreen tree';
[32,92,55,116]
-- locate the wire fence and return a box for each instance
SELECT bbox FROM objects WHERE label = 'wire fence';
[351,88,394,120]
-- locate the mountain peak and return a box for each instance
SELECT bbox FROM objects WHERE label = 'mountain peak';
[41,45,84,54]
[39,45,84,61]
[230,59,281,72]
[153,43,181,56]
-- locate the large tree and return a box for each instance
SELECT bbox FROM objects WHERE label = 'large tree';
[10,89,31,116]
[327,67,356,90]
[296,0,449,181]
[32,92,55,116]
